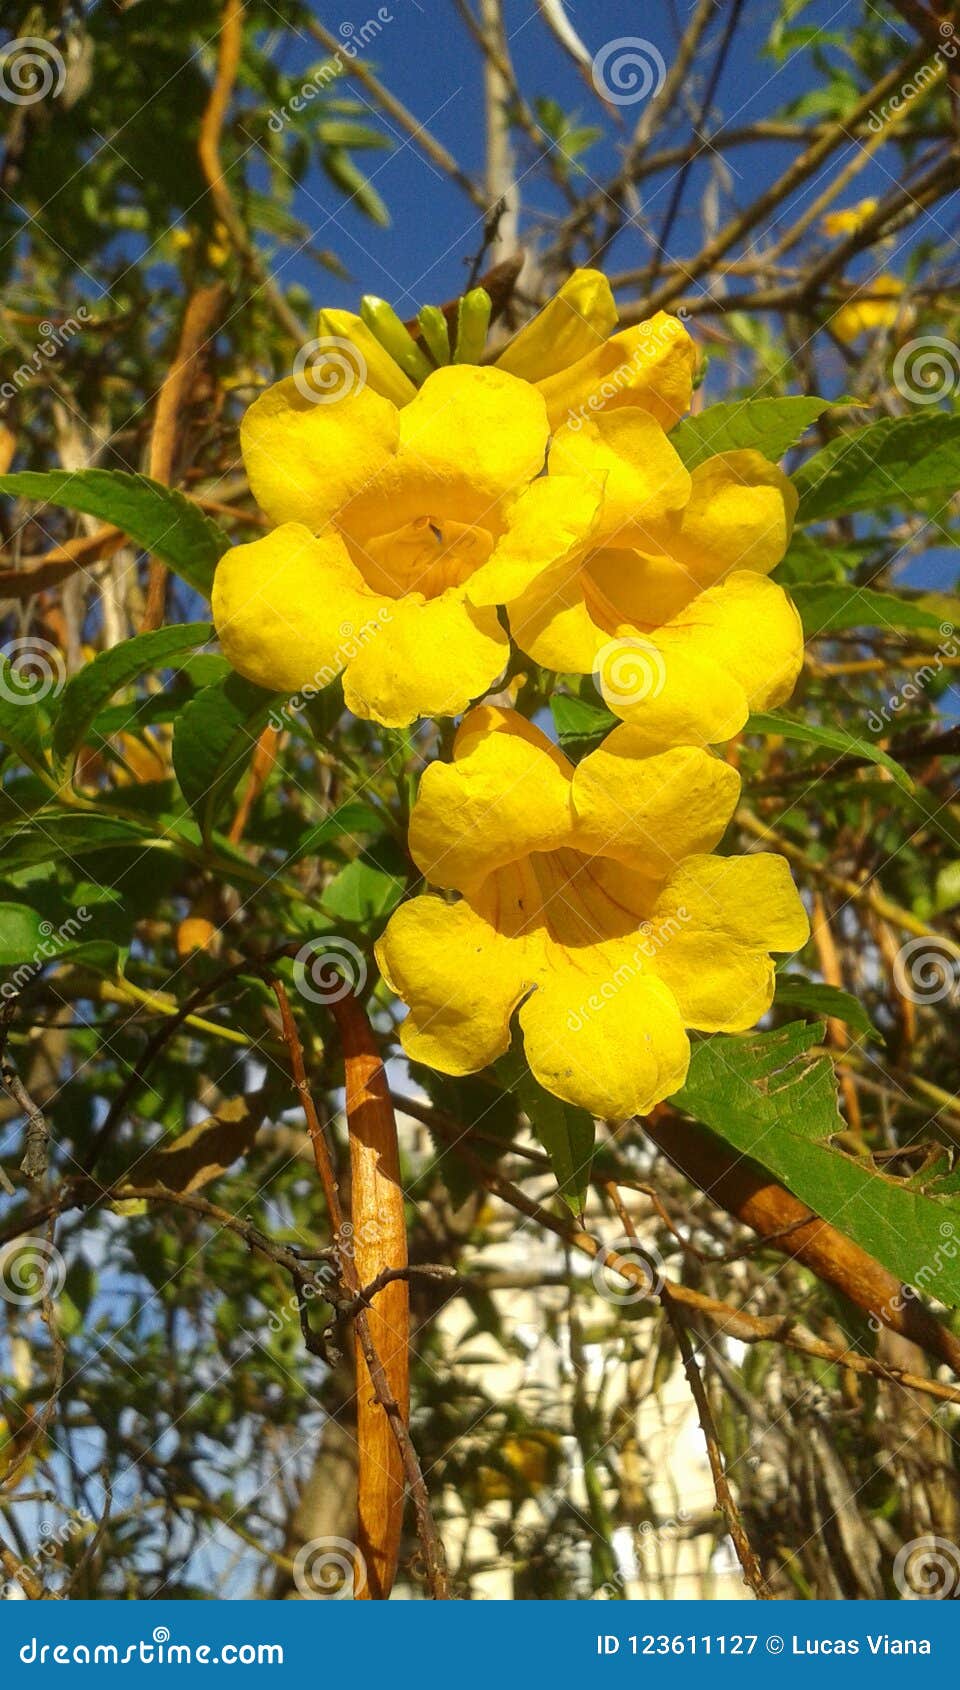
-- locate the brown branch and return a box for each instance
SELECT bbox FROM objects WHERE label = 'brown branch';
[271,980,449,1601]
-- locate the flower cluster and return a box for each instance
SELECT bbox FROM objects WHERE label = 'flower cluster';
[213,268,809,1119]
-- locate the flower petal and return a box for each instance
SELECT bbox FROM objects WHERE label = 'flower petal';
[212,523,384,694]
[506,562,605,674]
[601,572,803,748]
[519,965,690,1119]
[341,589,508,729]
[377,896,527,1075]
[535,313,696,432]
[241,377,399,529]
[573,736,740,876]
[410,707,573,892]
[665,450,799,586]
[398,365,549,503]
[549,408,691,542]
[647,853,809,1030]
[467,476,601,608]
[494,268,618,382]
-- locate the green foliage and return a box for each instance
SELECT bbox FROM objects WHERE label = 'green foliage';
[675,1023,960,1306]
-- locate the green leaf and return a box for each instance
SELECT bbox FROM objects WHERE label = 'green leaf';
[747,711,913,792]
[497,1046,594,1214]
[0,902,50,966]
[322,838,407,924]
[671,396,834,469]
[795,414,960,521]
[0,813,155,873]
[0,660,51,776]
[321,149,389,225]
[549,694,616,760]
[791,583,951,637]
[673,1023,960,1307]
[774,974,881,1041]
[52,622,214,766]
[0,471,231,598]
[173,673,281,841]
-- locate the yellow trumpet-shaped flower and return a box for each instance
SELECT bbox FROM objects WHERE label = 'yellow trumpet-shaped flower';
[469,409,802,750]
[213,365,561,727]
[820,198,879,239]
[375,707,809,1120]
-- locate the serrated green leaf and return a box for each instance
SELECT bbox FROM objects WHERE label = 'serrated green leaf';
[791,583,950,637]
[795,414,960,521]
[774,974,881,1041]
[672,396,834,469]
[673,1023,960,1306]
[0,471,231,598]
[321,148,389,225]
[52,622,213,766]
[173,672,281,841]
[747,711,913,791]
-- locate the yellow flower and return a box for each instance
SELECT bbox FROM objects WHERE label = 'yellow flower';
[469,411,802,750]
[375,707,808,1120]
[820,197,879,239]
[832,275,903,344]
[212,366,554,727]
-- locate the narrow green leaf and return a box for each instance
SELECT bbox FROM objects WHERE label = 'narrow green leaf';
[0,813,155,872]
[747,711,913,791]
[0,659,51,776]
[52,622,213,765]
[671,396,834,469]
[791,583,952,637]
[0,470,231,597]
[172,672,281,840]
[498,1046,594,1214]
[673,1023,960,1306]
[795,414,960,521]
